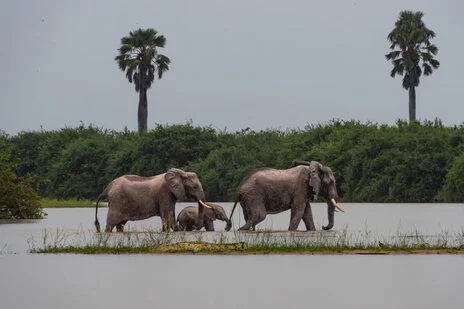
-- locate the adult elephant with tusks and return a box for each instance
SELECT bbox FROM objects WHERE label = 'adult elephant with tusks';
[94,168,211,232]
[225,161,344,231]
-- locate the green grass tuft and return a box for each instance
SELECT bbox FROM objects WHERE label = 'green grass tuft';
[40,198,98,208]
[28,227,464,255]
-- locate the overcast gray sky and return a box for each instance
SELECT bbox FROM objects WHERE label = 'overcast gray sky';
[0,0,462,135]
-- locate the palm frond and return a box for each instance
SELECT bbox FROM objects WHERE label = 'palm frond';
[116,28,170,93]
[421,52,432,62]
[155,54,170,78]
[386,10,439,88]
[423,63,433,76]
[428,29,436,39]
[152,35,166,48]
[390,67,399,78]
[145,66,155,88]
[415,65,422,80]
[402,74,411,90]
[121,36,136,48]
[126,67,134,83]
[385,50,401,60]
[426,44,439,55]
[133,72,140,92]
[390,61,404,77]
[115,55,127,71]
[429,58,440,69]
[118,44,133,55]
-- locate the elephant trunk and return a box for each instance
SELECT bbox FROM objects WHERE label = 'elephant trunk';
[197,199,212,228]
[216,212,231,231]
[322,199,335,230]
[197,201,205,228]
[322,198,345,230]
[225,218,232,231]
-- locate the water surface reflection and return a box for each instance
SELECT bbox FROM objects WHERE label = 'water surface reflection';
[0,203,463,308]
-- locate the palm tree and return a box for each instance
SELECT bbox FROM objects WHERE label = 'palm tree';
[115,29,170,135]
[385,11,440,122]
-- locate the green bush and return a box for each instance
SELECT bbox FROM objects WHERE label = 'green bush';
[2,120,464,203]
[438,152,464,202]
[130,123,219,176]
[0,163,44,219]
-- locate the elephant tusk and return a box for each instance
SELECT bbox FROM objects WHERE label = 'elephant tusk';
[199,200,212,209]
[330,198,345,213]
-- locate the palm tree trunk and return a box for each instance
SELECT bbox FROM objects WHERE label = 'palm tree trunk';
[138,89,148,135]
[138,63,148,135]
[408,86,416,122]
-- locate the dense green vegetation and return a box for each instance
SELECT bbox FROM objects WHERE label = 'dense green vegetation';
[1,120,464,214]
[0,137,43,219]
[40,198,95,208]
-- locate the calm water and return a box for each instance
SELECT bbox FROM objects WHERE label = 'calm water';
[1,203,463,308]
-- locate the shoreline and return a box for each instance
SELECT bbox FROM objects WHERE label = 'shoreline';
[33,241,464,255]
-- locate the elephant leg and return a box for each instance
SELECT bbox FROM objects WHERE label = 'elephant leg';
[171,207,181,231]
[243,207,250,223]
[116,220,128,232]
[238,199,266,231]
[238,221,253,231]
[238,204,252,231]
[289,203,305,231]
[179,217,196,231]
[168,213,178,231]
[161,217,174,232]
[302,202,316,231]
[160,202,176,231]
[160,214,169,232]
[204,220,215,231]
[105,209,120,232]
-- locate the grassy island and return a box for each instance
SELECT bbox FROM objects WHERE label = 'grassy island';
[29,228,464,255]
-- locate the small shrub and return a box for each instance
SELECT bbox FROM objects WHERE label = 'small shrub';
[0,164,45,219]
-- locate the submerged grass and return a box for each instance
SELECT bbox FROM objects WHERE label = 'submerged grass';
[40,198,97,208]
[29,227,464,255]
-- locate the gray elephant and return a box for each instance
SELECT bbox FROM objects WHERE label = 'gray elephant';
[177,203,231,231]
[226,161,344,231]
[94,168,211,232]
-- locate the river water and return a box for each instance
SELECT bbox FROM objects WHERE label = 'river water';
[1,203,463,308]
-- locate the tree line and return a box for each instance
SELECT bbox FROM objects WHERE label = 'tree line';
[1,120,464,218]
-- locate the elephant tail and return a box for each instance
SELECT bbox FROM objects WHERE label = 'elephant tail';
[94,196,102,233]
[225,200,239,231]
[94,185,110,232]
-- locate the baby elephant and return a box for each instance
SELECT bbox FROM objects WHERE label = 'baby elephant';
[177,203,231,231]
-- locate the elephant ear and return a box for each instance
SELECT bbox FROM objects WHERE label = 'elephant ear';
[165,168,186,200]
[204,207,216,221]
[320,166,333,185]
[309,162,322,199]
